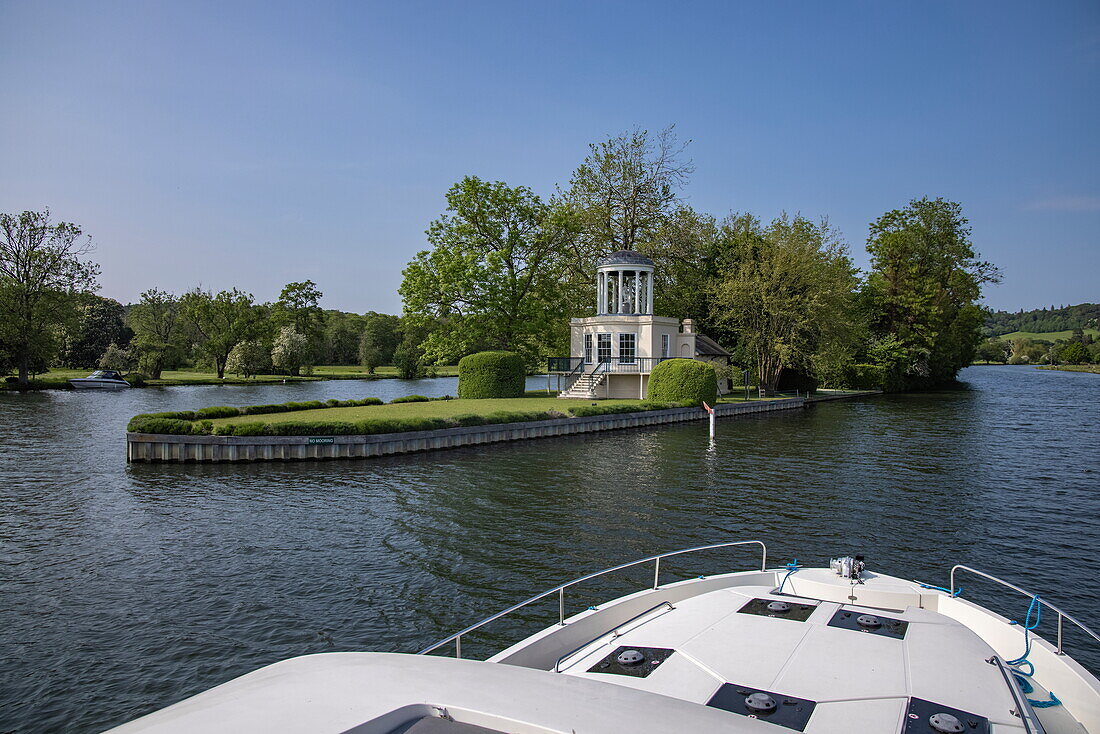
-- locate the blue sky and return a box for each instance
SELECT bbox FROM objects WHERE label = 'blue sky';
[1,1,1097,313]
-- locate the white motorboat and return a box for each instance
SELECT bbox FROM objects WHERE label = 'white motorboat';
[68,370,130,390]
[109,542,1100,733]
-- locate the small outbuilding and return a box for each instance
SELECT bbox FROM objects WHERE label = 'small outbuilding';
[549,251,731,398]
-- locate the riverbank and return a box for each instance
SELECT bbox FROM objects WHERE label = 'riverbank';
[0,364,461,391]
[1037,365,1100,374]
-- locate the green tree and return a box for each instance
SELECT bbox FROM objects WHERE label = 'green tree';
[974,337,1009,364]
[270,326,311,376]
[564,126,693,277]
[180,288,262,379]
[98,342,136,372]
[400,176,573,366]
[273,280,324,361]
[1058,341,1089,365]
[322,311,364,365]
[127,289,182,379]
[59,295,129,368]
[0,209,100,385]
[711,214,860,394]
[865,197,1000,389]
[226,339,270,378]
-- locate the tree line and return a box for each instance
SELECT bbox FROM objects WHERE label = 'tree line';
[984,303,1099,337]
[400,126,1001,392]
[2,127,1002,392]
[0,212,424,386]
[976,329,1099,366]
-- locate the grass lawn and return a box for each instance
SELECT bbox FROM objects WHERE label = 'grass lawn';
[208,395,652,426]
[994,328,1100,342]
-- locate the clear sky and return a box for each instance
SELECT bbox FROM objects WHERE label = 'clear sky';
[1,1,1097,313]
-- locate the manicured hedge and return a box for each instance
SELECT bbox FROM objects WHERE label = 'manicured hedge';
[457,351,525,399]
[390,394,430,403]
[647,359,718,408]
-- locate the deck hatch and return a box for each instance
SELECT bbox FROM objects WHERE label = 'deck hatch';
[738,597,817,621]
[828,608,909,638]
[706,683,816,731]
[903,697,989,733]
[586,646,674,678]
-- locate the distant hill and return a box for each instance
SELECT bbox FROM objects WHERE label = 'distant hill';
[984,303,1100,337]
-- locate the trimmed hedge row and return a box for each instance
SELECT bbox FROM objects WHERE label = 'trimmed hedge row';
[647,359,718,407]
[128,398,689,436]
[458,351,525,399]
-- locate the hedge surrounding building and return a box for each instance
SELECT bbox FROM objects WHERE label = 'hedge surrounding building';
[457,350,525,399]
[647,358,718,407]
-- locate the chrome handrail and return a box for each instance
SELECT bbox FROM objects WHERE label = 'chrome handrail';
[417,540,768,658]
[553,600,675,672]
[950,564,1100,655]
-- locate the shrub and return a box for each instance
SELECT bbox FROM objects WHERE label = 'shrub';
[195,406,242,419]
[390,394,429,404]
[646,359,717,408]
[568,401,674,418]
[457,351,525,399]
[127,417,195,434]
[840,364,885,391]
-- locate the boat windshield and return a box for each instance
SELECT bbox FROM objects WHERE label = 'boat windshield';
[88,371,121,380]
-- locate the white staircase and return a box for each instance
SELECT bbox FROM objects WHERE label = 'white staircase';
[559,371,606,399]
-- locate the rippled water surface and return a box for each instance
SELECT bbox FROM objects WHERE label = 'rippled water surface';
[1,367,1098,732]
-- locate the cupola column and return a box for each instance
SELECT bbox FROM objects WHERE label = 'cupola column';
[647,272,654,314]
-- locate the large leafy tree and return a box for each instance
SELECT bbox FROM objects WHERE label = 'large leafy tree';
[274,280,324,344]
[58,295,129,368]
[711,214,860,393]
[400,176,573,366]
[865,197,1000,389]
[0,209,100,385]
[127,289,183,379]
[180,288,263,378]
[562,126,693,302]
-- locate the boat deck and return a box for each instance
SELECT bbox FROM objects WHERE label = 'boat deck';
[557,581,1049,731]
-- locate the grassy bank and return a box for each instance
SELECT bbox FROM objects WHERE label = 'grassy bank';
[1037,365,1100,374]
[128,392,701,437]
[1,364,461,390]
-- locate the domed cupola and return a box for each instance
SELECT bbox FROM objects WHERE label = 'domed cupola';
[596,250,655,315]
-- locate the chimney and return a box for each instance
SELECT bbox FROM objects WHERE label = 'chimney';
[682,319,695,334]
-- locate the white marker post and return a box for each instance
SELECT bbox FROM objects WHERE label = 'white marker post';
[703,401,716,439]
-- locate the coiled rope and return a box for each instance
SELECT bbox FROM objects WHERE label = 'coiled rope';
[1007,595,1062,708]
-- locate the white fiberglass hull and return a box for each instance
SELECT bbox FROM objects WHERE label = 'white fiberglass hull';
[108,549,1100,734]
[69,379,129,390]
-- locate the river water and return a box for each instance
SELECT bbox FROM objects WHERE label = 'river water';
[1,366,1097,732]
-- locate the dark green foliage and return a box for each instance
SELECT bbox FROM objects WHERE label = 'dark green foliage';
[1058,342,1089,365]
[390,394,430,403]
[240,400,326,415]
[840,364,885,390]
[457,350,525,399]
[195,405,242,419]
[127,417,198,435]
[647,358,718,407]
[568,401,675,417]
[985,303,1100,337]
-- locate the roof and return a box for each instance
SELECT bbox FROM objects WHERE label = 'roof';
[695,333,731,357]
[597,250,654,267]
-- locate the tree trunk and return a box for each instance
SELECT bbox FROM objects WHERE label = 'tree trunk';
[17,361,29,387]
[216,359,226,379]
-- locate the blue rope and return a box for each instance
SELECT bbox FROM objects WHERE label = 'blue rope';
[917,582,963,597]
[1005,595,1061,708]
[777,559,800,594]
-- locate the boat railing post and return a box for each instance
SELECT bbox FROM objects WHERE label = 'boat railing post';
[455,635,461,659]
[1057,613,1064,655]
[653,557,661,589]
[559,587,565,626]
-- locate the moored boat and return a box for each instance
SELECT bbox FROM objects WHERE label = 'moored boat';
[69,370,130,390]
[108,541,1100,733]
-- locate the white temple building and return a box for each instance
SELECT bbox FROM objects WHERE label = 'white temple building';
[549,250,730,399]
